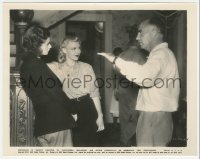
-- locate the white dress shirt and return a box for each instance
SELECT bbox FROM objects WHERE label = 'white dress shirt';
[115,42,180,112]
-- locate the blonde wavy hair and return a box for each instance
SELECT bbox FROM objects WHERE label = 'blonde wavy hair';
[58,34,81,63]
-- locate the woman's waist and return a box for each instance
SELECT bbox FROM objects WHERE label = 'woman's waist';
[64,88,89,99]
[70,94,90,102]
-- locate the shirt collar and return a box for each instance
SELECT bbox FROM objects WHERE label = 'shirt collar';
[148,42,168,58]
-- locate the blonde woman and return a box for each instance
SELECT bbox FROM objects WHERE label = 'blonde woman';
[48,34,104,146]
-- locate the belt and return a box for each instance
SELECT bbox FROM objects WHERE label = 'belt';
[75,94,89,102]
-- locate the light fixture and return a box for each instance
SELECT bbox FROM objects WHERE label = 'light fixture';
[10,10,34,26]
[95,22,104,33]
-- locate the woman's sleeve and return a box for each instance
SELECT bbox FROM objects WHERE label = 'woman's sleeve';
[24,60,79,111]
[87,65,101,99]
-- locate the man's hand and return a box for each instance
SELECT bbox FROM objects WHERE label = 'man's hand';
[97,52,115,63]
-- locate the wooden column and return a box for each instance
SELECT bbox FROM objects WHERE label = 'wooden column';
[10,73,35,146]
[10,10,35,146]
[10,10,34,69]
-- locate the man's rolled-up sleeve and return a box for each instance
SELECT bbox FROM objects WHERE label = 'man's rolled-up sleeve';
[115,57,162,87]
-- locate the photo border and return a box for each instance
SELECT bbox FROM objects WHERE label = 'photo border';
[2,2,199,157]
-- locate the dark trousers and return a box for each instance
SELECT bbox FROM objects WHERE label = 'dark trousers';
[72,94,98,147]
[119,104,139,146]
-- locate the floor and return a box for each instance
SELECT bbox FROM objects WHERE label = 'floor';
[97,123,136,147]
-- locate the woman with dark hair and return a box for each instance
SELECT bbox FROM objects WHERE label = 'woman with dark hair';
[20,26,79,147]
[47,34,104,147]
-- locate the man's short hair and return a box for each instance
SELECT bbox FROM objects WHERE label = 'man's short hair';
[147,17,165,35]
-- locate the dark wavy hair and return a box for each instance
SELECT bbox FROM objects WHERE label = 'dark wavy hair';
[22,25,50,58]
[58,33,81,63]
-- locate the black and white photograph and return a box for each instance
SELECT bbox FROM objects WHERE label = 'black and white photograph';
[2,2,198,157]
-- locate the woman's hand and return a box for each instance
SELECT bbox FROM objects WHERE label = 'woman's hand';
[92,97,105,132]
[96,114,104,132]
[72,114,78,121]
